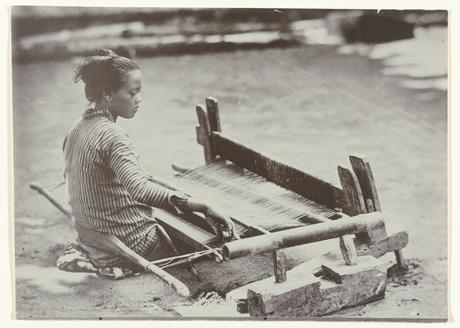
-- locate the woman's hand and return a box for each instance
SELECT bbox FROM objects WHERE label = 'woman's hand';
[171,194,240,241]
[204,206,240,241]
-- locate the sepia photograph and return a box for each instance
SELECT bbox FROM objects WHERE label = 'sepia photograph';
[10,5,448,321]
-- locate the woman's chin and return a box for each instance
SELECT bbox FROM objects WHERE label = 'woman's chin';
[124,111,137,119]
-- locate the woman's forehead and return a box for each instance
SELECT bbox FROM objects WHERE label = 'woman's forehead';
[123,69,142,88]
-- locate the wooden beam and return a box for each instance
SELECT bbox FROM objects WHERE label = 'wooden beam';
[211,132,345,209]
[154,208,218,251]
[222,212,386,260]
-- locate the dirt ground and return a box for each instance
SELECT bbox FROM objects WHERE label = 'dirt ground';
[12,43,447,320]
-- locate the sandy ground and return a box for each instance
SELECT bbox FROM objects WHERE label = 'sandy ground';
[12,41,447,320]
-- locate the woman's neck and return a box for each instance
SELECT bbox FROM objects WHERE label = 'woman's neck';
[94,101,117,122]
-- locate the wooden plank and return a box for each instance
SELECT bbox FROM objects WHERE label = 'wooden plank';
[211,132,345,209]
[206,97,221,132]
[196,105,215,164]
[337,166,366,216]
[154,208,218,251]
[349,155,381,212]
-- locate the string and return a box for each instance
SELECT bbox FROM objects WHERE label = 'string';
[174,161,335,233]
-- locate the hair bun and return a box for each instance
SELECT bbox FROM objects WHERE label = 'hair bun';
[94,48,118,57]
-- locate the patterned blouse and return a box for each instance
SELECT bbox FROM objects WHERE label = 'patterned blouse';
[63,107,174,267]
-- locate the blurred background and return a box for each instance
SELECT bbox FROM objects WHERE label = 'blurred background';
[12,7,448,319]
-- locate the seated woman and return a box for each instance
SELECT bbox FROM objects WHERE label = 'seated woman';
[63,48,237,271]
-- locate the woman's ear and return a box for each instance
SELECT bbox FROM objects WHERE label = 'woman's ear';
[102,90,113,103]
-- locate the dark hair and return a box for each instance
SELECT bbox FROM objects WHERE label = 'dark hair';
[73,48,139,103]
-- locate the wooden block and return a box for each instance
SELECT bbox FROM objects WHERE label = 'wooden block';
[247,274,321,317]
[360,217,387,243]
[349,155,381,212]
[337,165,366,216]
[317,256,386,315]
[246,255,387,317]
[212,132,346,209]
[355,230,409,258]
[321,255,385,284]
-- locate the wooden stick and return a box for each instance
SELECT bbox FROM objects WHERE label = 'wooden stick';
[155,224,201,280]
[29,183,73,220]
[30,183,191,297]
[75,223,190,297]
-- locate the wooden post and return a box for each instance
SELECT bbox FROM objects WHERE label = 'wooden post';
[349,155,408,271]
[349,155,381,212]
[206,97,221,133]
[196,105,215,164]
[272,250,287,283]
[339,235,358,266]
[394,248,408,270]
[337,166,366,216]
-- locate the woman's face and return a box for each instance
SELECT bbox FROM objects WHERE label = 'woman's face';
[108,69,142,120]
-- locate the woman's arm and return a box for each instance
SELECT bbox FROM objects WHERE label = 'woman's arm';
[105,129,172,209]
[105,128,239,240]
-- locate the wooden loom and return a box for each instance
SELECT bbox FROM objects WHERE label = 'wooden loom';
[30,96,409,316]
[152,97,409,317]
